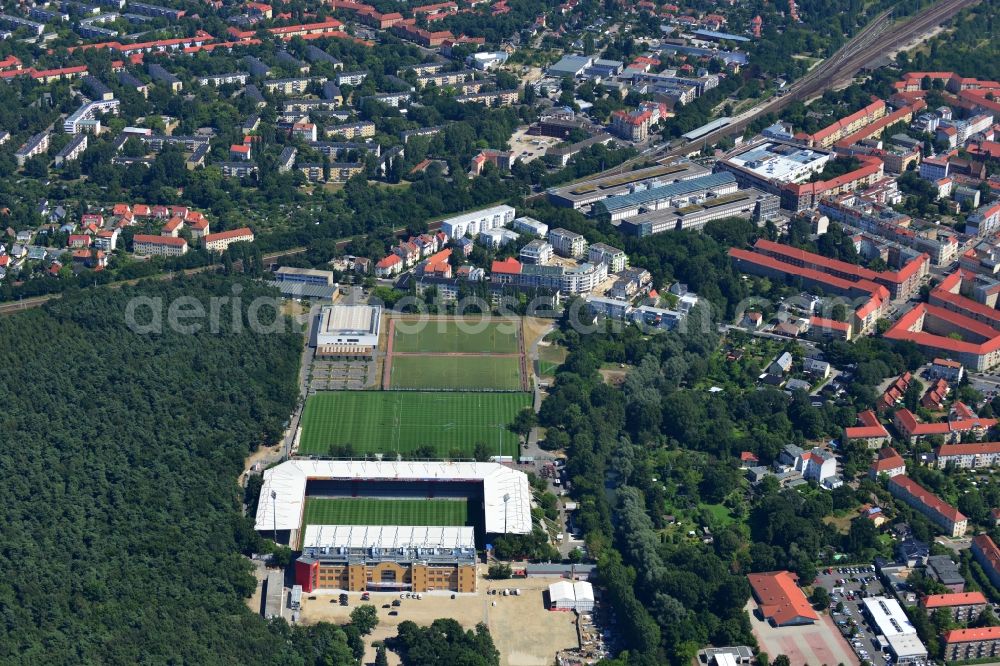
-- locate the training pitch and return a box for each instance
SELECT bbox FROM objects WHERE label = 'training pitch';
[390,319,521,354]
[298,391,532,457]
[388,355,523,391]
[302,498,471,529]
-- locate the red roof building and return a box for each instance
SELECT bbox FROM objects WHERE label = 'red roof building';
[921,378,949,410]
[747,571,818,627]
[869,446,906,479]
[943,626,1000,662]
[846,410,890,448]
[888,475,967,537]
[920,591,987,614]
[801,99,887,147]
[490,258,522,285]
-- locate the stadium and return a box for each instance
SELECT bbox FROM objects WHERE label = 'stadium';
[255,460,533,593]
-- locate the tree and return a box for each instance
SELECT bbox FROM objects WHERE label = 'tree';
[508,408,538,443]
[375,644,389,666]
[904,380,923,412]
[350,605,378,635]
[772,656,791,666]
[489,563,512,579]
[270,544,294,568]
[810,586,830,608]
[473,441,490,462]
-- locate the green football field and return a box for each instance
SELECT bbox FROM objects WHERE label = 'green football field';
[391,319,521,354]
[298,391,532,457]
[302,498,471,528]
[389,355,523,390]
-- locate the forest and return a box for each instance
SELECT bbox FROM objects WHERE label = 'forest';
[0,275,353,664]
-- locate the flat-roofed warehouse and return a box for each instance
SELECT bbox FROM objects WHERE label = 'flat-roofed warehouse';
[594,171,738,222]
[619,187,780,235]
[546,161,709,211]
[257,460,533,593]
[315,304,381,357]
[861,596,928,664]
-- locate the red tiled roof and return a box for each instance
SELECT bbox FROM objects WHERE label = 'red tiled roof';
[974,534,1000,576]
[269,19,344,35]
[808,99,885,143]
[921,592,987,609]
[376,255,401,268]
[810,316,850,332]
[747,571,819,626]
[937,442,1000,457]
[491,257,521,274]
[884,303,1000,356]
[889,475,966,523]
[204,227,253,242]
[133,234,186,247]
[849,410,890,440]
[871,447,905,473]
[943,626,1000,644]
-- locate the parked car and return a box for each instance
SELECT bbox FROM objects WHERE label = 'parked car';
[392,600,401,607]
[388,610,398,616]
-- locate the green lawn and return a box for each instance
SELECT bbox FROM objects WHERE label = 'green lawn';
[302,498,471,528]
[392,319,521,354]
[298,391,532,457]
[699,502,737,528]
[389,355,523,390]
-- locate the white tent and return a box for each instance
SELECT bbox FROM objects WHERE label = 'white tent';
[548,580,594,612]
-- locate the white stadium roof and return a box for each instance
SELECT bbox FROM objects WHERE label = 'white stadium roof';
[254,460,533,535]
[302,525,476,550]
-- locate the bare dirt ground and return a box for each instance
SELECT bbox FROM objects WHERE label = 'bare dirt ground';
[599,365,631,386]
[298,571,579,666]
[747,600,859,666]
[522,317,554,349]
[508,126,560,164]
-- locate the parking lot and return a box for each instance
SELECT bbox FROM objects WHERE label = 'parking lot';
[307,359,376,392]
[814,564,890,666]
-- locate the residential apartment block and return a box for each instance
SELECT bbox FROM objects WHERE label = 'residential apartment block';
[15,132,49,166]
[587,243,628,272]
[203,227,254,252]
[888,475,967,537]
[133,234,188,256]
[943,627,1000,662]
[919,592,987,622]
[439,205,515,239]
[549,228,587,258]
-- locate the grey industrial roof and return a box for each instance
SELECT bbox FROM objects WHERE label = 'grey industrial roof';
[597,172,736,212]
[267,281,338,299]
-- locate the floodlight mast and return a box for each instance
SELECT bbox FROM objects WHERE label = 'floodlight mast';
[271,490,278,543]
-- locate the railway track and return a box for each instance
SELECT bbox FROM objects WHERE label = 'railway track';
[547,0,979,186]
[663,0,979,156]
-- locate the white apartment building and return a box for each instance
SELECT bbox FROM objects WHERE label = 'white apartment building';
[440,205,516,239]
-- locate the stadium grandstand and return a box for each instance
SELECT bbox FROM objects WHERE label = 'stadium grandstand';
[255,460,532,593]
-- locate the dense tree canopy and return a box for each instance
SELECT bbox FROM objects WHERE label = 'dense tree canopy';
[0,276,360,664]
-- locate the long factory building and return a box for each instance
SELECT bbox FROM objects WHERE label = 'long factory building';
[546,161,710,211]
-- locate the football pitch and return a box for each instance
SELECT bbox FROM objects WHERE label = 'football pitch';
[302,498,471,528]
[298,391,532,457]
[391,319,521,354]
[388,355,523,390]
